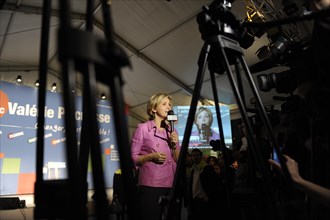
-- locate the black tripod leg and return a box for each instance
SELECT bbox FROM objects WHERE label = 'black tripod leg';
[209,69,233,205]
[34,0,51,218]
[105,71,138,219]
[163,42,211,220]
[78,88,91,200]
[233,57,246,107]
[78,1,110,219]
[79,0,94,204]
[58,1,87,219]
[218,44,280,220]
[98,1,138,219]
[239,55,291,182]
[35,0,50,185]
[83,63,110,220]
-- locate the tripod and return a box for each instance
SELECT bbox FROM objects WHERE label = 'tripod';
[163,1,288,220]
[34,0,138,219]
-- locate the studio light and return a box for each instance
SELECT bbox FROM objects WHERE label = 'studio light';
[51,83,57,91]
[16,75,22,83]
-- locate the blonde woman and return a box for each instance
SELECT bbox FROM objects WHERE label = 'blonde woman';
[131,92,181,220]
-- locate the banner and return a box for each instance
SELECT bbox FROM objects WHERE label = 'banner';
[0,81,120,195]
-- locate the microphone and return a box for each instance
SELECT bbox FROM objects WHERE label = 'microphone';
[167,110,178,149]
[199,123,212,143]
[167,110,177,132]
[199,124,207,142]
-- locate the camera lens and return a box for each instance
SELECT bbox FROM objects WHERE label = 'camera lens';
[257,70,297,94]
[257,73,277,92]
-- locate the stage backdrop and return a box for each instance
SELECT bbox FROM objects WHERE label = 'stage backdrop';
[0,81,120,195]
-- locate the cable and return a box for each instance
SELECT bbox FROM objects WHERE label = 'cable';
[19,207,27,220]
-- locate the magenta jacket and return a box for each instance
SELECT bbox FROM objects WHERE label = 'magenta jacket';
[131,120,180,188]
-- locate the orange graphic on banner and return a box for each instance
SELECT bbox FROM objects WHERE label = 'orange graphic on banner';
[0,90,9,118]
[105,148,111,155]
[17,173,36,194]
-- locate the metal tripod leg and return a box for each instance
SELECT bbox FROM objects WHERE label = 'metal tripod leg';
[98,1,139,219]
[35,0,87,219]
[209,34,281,220]
[163,42,211,220]
[34,0,110,219]
[164,33,283,220]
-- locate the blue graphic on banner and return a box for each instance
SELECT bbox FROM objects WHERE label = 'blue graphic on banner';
[0,81,120,195]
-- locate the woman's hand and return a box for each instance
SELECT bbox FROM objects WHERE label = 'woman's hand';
[139,152,166,165]
[170,132,179,146]
[151,152,167,164]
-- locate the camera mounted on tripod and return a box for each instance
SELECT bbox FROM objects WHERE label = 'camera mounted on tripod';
[197,0,241,40]
[196,0,248,74]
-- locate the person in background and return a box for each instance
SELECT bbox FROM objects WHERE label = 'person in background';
[185,152,194,181]
[205,155,218,166]
[191,106,220,145]
[130,92,181,220]
[238,123,248,152]
[183,152,194,208]
[231,122,249,189]
[187,148,208,220]
[200,160,227,219]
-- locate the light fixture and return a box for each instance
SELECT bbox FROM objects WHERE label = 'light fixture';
[101,93,106,100]
[35,80,39,87]
[51,83,57,91]
[16,75,22,83]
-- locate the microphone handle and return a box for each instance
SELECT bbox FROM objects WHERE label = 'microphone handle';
[169,121,176,149]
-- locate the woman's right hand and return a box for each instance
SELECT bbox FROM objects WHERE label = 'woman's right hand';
[151,152,167,164]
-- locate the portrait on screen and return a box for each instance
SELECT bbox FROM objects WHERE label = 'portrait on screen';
[173,105,232,149]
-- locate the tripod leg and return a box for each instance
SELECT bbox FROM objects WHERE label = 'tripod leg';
[218,43,280,220]
[239,55,277,151]
[98,1,139,219]
[79,0,110,218]
[238,55,292,185]
[104,72,139,219]
[35,0,52,218]
[57,1,87,219]
[36,0,50,184]
[163,42,211,220]
[209,69,234,205]
[233,57,246,106]
[80,62,110,220]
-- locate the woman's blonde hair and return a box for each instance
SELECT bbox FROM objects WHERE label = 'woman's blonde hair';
[147,93,172,120]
